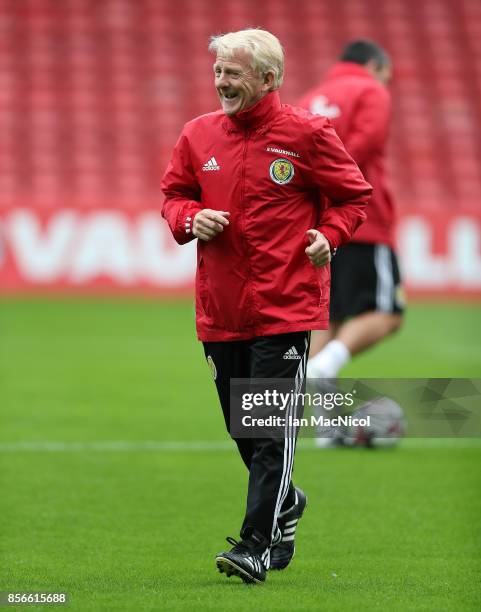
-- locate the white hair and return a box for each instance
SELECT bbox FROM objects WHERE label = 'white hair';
[209,28,284,89]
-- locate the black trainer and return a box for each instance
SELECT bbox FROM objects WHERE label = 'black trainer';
[215,533,268,584]
[270,487,307,570]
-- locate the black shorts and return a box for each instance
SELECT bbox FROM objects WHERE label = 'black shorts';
[330,242,405,322]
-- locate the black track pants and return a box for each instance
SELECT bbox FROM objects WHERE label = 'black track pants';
[203,331,310,544]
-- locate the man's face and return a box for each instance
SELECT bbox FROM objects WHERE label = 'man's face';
[214,49,271,115]
[374,62,392,86]
[365,59,392,86]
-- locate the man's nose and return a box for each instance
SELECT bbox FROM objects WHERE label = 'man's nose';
[216,72,229,87]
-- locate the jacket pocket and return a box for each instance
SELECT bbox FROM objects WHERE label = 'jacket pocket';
[196,255,210,317]
[304,259,324,307]
[318,264,330,309]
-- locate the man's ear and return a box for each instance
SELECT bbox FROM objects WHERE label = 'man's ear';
[263,71,276,91]
[364,59,378,77]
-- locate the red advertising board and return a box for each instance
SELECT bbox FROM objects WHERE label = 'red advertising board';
[1,207,480,298]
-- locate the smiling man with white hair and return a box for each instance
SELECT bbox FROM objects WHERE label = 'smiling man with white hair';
[161,28,372,584]
[209,29,284,116]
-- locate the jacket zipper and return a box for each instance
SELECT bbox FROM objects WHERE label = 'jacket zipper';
[240,129,256,327]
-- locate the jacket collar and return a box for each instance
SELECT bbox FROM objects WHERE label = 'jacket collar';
[325,61,374,81]
[223,90,282,133]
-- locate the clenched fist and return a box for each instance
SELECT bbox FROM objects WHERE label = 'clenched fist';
[193,209,230,241]
[305,229,331,267]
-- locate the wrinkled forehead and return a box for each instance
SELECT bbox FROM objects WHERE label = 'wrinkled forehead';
[213,48,255,71]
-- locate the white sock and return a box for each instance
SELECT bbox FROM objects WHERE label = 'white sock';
[307,340,351,379]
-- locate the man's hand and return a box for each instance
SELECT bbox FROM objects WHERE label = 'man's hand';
[193,209,230,241]
[305,229,331,267]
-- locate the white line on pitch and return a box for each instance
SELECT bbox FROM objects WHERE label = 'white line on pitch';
[0,438,480,452]
[0,440,235,452]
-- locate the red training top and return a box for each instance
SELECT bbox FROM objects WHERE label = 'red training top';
[297,62,395,247]
[162,91,372,341]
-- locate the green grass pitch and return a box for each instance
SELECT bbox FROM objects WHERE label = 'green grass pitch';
[1,299,480,611]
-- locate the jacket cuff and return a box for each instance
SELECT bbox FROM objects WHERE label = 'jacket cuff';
[316,225,340,251]
[176,203,202,244]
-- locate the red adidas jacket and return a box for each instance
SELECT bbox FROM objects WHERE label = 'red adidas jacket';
[297,62,395,247]
[161,91,372,341]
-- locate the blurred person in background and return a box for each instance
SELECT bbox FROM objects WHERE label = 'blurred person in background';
[297,41,405,422]
[161,29,372,583]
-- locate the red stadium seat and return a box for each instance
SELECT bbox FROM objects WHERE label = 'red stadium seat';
[0,0,478,215]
